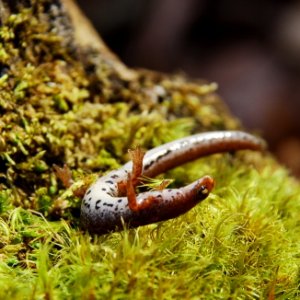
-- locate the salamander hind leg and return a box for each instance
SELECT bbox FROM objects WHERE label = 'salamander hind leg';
[53,164,73,188]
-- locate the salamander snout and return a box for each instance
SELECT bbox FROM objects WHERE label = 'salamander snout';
[196,175,215,200]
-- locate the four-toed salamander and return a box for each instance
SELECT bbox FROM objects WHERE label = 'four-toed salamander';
[80,131,266,234]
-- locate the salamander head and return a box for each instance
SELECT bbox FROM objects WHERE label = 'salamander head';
[195,175,215,201]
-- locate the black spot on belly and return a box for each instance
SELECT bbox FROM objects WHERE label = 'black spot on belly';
[86,189,91,195]
[103,202,114,207]
[105,180,114,185]
[95,200,101,209]
[115,206,118,211]
[111,174,119,179]
[118,199,123,203]
[101,188,106,191]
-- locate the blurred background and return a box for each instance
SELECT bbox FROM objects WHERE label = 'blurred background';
[77,0,300,177]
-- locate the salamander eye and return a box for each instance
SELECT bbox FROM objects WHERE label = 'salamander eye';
[197,185,209,199]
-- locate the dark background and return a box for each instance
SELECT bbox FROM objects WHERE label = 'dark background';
[77,0,300,176]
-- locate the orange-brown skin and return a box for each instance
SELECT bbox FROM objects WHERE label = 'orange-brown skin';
[80,131,266,235]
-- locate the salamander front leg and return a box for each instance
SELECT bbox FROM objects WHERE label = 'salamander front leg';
[118,147,145,196]
[126,173,158,212]
[128,147,145,186]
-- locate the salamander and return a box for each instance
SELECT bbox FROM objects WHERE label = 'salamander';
[80,130,266,234]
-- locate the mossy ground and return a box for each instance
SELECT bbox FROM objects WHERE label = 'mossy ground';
[1,156,300,299]
[0,1,300,299]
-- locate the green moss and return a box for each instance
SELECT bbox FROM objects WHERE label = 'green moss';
[0,0,299,299]
[0,2,236,217]
[1,162,299,299]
